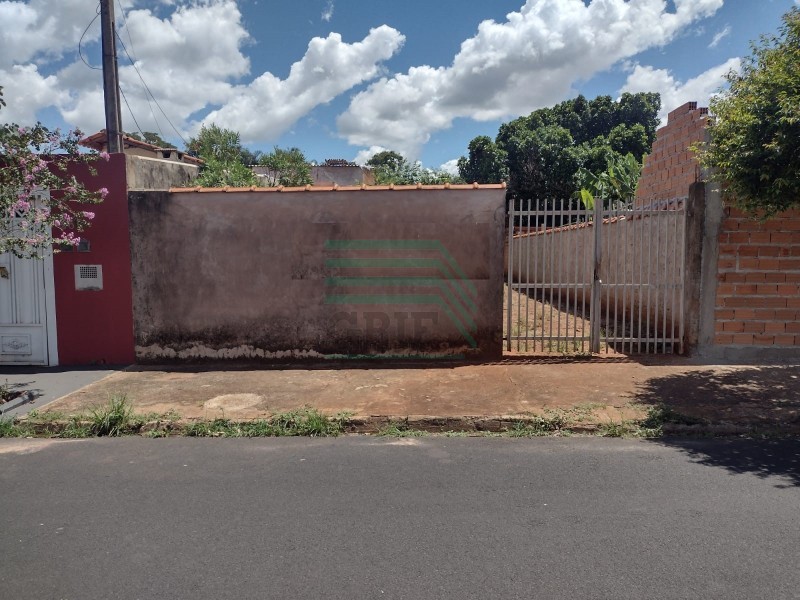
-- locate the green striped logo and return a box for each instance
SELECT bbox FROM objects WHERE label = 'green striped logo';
[324,240,479,354]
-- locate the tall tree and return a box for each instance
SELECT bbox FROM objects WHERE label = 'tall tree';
[698,7,800,217]
[366,150,459,185]
[457,136,508,184]
[187,124,257,187]
[259,147,312,187]
[126,131,175,148]
[471,92,660,200]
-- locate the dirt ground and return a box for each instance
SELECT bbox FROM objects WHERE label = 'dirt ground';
[42,358,800,429]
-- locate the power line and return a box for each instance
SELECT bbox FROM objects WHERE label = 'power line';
[78,4,102,71]
[114,31,188,147]
[119,85,143,136]
[114,0,163,139]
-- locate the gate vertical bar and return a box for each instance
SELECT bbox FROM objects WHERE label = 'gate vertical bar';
[506,198,515,352]
[590,198,602,353]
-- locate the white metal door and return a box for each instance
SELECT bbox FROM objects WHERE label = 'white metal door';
[1,194,58,365]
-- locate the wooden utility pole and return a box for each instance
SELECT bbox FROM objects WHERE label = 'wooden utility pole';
[100,0,123,153]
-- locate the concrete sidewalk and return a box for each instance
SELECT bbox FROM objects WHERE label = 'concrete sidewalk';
[37,358,800,429]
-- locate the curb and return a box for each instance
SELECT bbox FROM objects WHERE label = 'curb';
[0,391,36,415]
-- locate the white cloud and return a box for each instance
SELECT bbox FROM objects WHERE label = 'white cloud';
[0,64,67,124]
[352,145,390,166]
[620,58,740,124]
[439,159,460,176]
[0,0,101,68]
[321,0,334,22]
[197,26,404,142]
[337,0,724,157]
[708,25,731,48]
[1,0,402,146]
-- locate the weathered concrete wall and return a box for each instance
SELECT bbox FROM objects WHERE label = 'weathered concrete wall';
[126,155,199,190]
[128,187,506,361]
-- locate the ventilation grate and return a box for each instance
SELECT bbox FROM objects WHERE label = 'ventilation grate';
[74,264,103,291]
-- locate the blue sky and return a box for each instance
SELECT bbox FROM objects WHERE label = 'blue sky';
[0,0,796,171]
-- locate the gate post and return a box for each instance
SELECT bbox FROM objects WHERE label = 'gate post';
[506,198,515,352]
[590,199,603,353]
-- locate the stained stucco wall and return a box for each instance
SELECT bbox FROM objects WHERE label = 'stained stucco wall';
[128,188,506,360]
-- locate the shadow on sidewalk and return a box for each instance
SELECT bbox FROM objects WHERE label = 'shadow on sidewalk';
[632,365,800,487]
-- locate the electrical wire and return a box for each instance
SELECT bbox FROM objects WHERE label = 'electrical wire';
[115,31,188,147]
[78,3,102,71]
[119,85,143,136]
[114,0,163,139]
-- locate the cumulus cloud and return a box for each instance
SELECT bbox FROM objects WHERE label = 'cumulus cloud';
[1,0,402,145]
[0,0,101,68]
[337,0,724,157]
[352,145,390,166]
[620,58,740,123]
[709,25,731,48]
[439,159,460,176]
[0,65,67,124]
[198,26,404,142]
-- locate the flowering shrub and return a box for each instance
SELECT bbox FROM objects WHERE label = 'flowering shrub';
[1,122,106,258]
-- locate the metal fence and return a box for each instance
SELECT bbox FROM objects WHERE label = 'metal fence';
[505,197,687,355]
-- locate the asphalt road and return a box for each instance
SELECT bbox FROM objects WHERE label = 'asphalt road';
[1,437,798,600]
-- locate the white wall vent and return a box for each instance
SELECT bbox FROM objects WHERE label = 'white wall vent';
[74,264,103,291]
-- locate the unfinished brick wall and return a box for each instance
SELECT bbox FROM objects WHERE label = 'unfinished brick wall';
[636,102,710,206]
[714,207,800,347]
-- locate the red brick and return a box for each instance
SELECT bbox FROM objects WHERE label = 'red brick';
[764,273,787,283]
[732,333,756,345]
[735,309,759,320]
[757,258,782,270]
[774,335,798,346]
[744,273,766,282]
[716,284,736,296]
[728,232,750,243]
[753,334,776,345]
[764,322,786,333]
[723,321,746,332]
[786,322,800,333]
[774,309,799,320]
[714,334,735,345]
[750,232,772,244]
[716,309,736,320]
[755,284,778,295]
[742,322,766,333]
[778,284,800,295]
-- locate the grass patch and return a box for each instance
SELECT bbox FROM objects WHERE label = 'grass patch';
[376,420,428,437]
[185,408,345,438]
[88,395,137,437]
[508,410,570,437]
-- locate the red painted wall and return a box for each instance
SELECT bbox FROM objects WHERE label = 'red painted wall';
[53,154,135,365]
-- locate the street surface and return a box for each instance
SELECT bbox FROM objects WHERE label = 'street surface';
[1,437,798,599]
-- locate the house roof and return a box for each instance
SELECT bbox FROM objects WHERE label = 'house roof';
[168,183,506,193]
[79,130,204,165]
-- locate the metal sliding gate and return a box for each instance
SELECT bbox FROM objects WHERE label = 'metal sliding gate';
[505,198,687,355]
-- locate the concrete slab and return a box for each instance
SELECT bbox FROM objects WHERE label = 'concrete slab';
[0,366,120,418]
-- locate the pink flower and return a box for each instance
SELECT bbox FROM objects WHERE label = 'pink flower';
[82,211,95,220]
[99,151,110,162]
[99,187,109,199]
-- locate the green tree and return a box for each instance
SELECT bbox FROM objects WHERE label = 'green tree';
[576,152,641,210]
[258,147,312,187]
[698,7,800,217]
[126,131,175,148]
[457,136,508,183]
[485,92,659,201]
[366,150,459,185]
[187,124,257,187]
